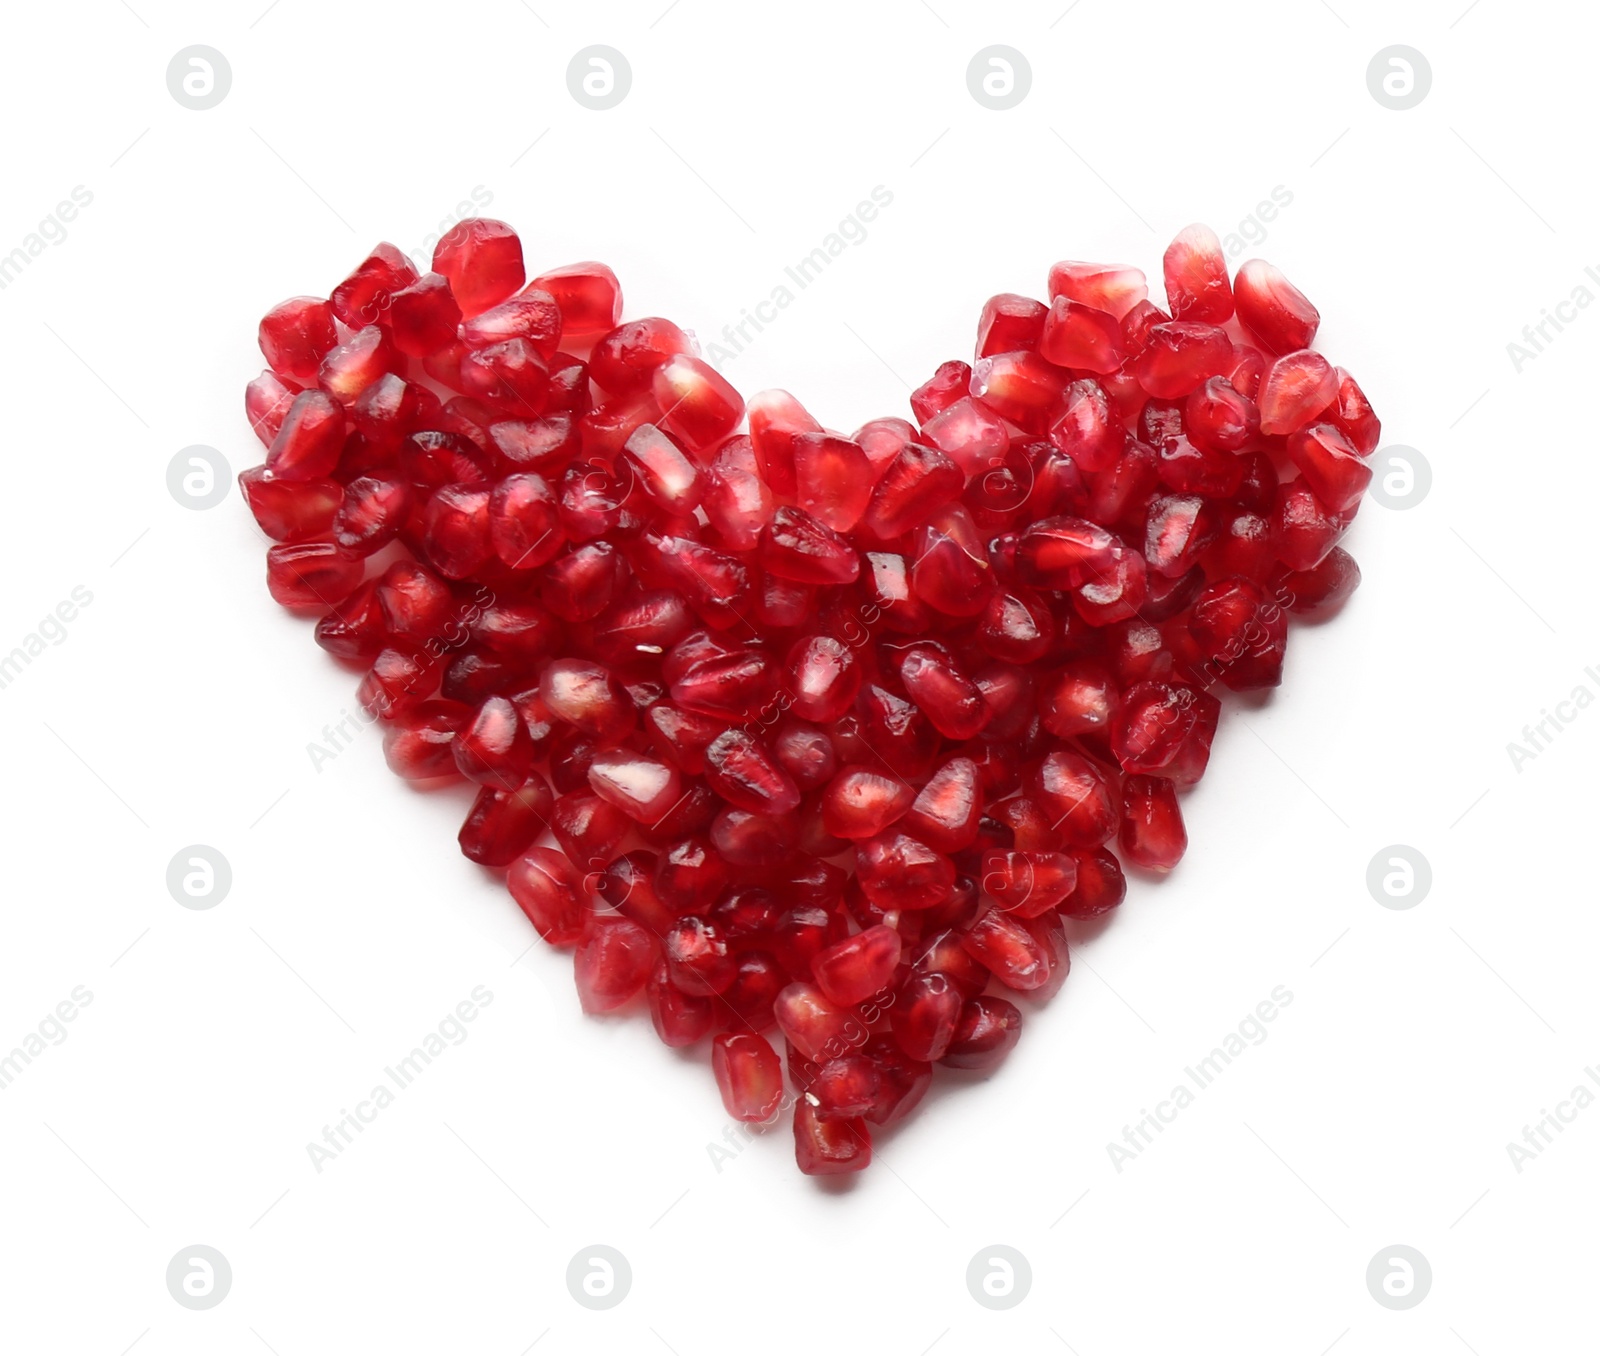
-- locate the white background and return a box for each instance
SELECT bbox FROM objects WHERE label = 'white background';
[0,0,1593,1351]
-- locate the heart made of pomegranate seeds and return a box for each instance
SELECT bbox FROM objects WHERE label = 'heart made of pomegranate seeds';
[241,218,1375,1177]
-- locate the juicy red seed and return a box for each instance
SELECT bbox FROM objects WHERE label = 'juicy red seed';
[1188,577,1288,691]
[794,432,874,533]
[1120,775,1187,871]
[760,506,861,585]
[1047,261,1148,319]
[531,261,622,340]
[508,846,588,946]
[460,339,549,414]
[910,360,973,426]
[489,473,562,570]
[663,915,737,994]
[1163,224,1233,323]
[1027,750,1117,849]
[713,1033,784,1122]
[239,467,342,543]
[970,351,1070,432]
[1274,479,1348,572]
[703,435,774,550]
[919,396,1009,479]
[959,907,1055,991]
[358,646,438,718]
[1324,368,1381,456]
[247,370,297,446]
[653,354,743,452]
[793,1100,871,1175]
[590,317,691,394]
[454,695,535,790]
[1111,680,1198,774]
[458,774,553,868]
[423,483,493,579]
[976,293,1048,356]
[268,389,346,482]
[332,476,411,555]
[812,924,901,1007]
[623,423,702,514]
[982,849,1079,916]
[941,997,1023,1071]
[862,442,963,541]
[653,837,728,913]
[432,219,525,316]
[319,325,400,405]
[1135,322,1234,399]
[1184,377,1259,452]
[587,748,684,824]
[1233,258,1320,354]
[856,832,956,911]
[648,963,715,1047]
[1061,847,1126,919]
[900,756,981,853]
[774,982,863,1063]
[265,542,362,610]
[891,972,964,1062]
[551,792,630,881]
[458,288,562,358]
[807,1055,881,1118]
[382,700,471,781]
[1259,349,1340,436]
[540,658,635,741]
[1277,546,1362,615]
[899,644,988,739]
[787,634,861,723]
[386,273,462,358]
[1286,423,1372,513]
[573,916,656,1013]
[331,243,418,328]
[704,729,801,815]
[1038,299,1125,373]
[1048,378,1123,473]
[821,766,914,841]
[259,296,337,382]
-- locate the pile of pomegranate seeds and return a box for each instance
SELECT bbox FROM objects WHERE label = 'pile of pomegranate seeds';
[241,219,1373,1177]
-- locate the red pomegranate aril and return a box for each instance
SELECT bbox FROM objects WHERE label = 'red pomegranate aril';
[1184,377,1259,452]
[267,389,346,482]
[1323,368,1381,456]
[458,773,553,868]
[1048,378,1123,474]
[1135,322,1234,399]
[959,907,1054,991]
[793,432,874,533]
[259,296,337,382]
[330,242,417,328]
[458,288,562,358]
[508,846,588,946]
[623,423,702,513]
[319,325,399,406]
[1189,577,1288,690]
[239,467,341,543]
[331,475,411,555]
[900,756,982,853]
[702,436,774,551]
[432,219,524,316]
[246,370,297,447]
[314,580,386,662]
[970,351,1070,432]
[531,262,622,340]
[1060,846,1126,919]
[386,272,462,357]
[648,963,715,1046]
[1048,260,1148,319]
[891,972,963,1062]
[453,695,535,790]
[1120,774,1187,871]
[422,483,492,579]
[381,699,470,780]
[982,849,1079,917]
[1154,434,1245,500]
[1071,542,1148,626]
[899,644,988,740]
[486,473,560,571]
[909,509,991,619]
[812,924,901,1008]
[373,560,453,642]
[1040,660,1118,740]
[942,996,1022,1071]
[265,542,362,610]
[1211,510,1277,581]
[662,915,736,995]
[807,1054,880,1118]
[540,658,634,742]
[1163,224,1233,323]
[856,831,956,911]
[573,915,656,1013]
[669,648,778,723]
[1258,349,1340,436]
[1273,479,1347,572]
[1038,299,1125,373]
[703,729,801,815]
[652,836,728,913]
[1277,546,1361,615]
[976,293,1048,356]
[358,646,439,717]
[861,442,964,541]
[1145,494,1219,580]
[774,982,862,1063]
[821,766,914,841]
[587,748,683,824]
[588,317,690,394]
[1017,515,1118,588]
[712,1033,783,1122]
[1233,258,1320,354]
[652,354,742,452]
[920,395,1009,479]
[723,951,786,1033]
[1111,680,1197,774]
[460,339,549,415]
[910,360,973,426]
[1027,750,1117,849]
[1228,346,1266,400]
[861,1036,933,1127]
[1286,423,1372,513]
[761,507,861,585]
[793,1100,871,1175]
[783,634,858,723]
[551,792,630,883]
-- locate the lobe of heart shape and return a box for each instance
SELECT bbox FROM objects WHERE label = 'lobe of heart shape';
[241,217,1376,1177]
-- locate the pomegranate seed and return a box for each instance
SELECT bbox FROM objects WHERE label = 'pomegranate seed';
[1135,322,1234,398]
[794,433,874,533]
[982,849,1078,916]
[331,243,417,328]
[458,774,553,868]
[960,907,1055,991]
[704,730,801,815]
[540,658,634,741]
[1286,423,1372,513]
[663,915,737,994]
[1233,258,1319,354]
[806,1054,881,1118]
[382,700,470,781]
[774,982,862,1063]
[1184,377,1259,452]
[1273,479,1348,572]
[1163,224,1233,323]
[387,273,462,357]
[761,507,861,585]
[891,972,963,1062]
[267,389,346,482]
[508,846,588,945]
[702,435,774,550]
[1028,750,1117,849]
[653,354,743,452]
[239,468,341,543]
[458,288,562,358]
[1277,546,1361,615]
[976,293,1048,356]
[920,395,1009,479]
[265,542,362,610]
[856,831,955,911]
[1323,368,1381,456]
[1189,577,1288,690]
[453,695,535,790]
[259,296,337,382]
[573,916,656,1013]
[530,262,622,340]
[1047,261,1148,319]
[319,325,400,405]
[942,996,1022,1071]
[586,748,684,824]
[1120,775,1187,871]
[1258,350,1340,436]
[793,1100,871,1175]
[246,370,297,446]
[1039,299,1125,373]
[713,1033,783,1122]
[970,351,1070,432]
[1048,378,1123,473]
[910,360,973,425]
[862,442,963,541]
[432,219,524,316]
[648,963,715,1047]
[812,924,901,1008]
[900,756,981,852]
